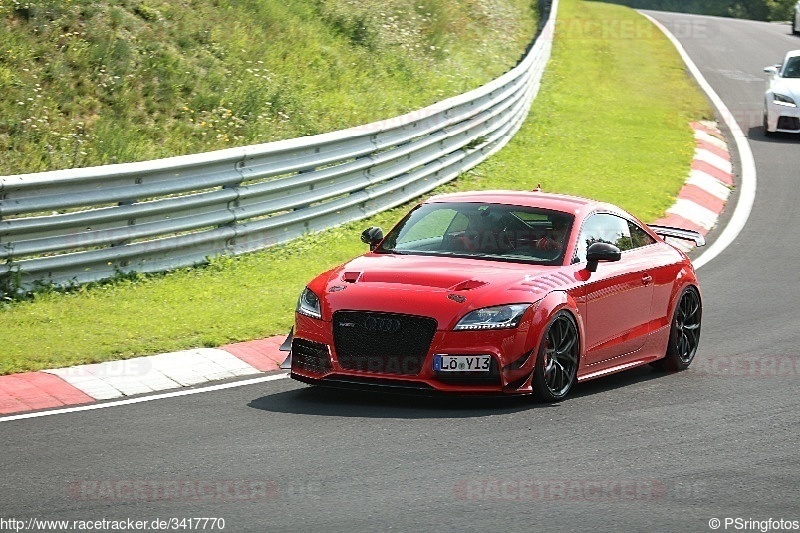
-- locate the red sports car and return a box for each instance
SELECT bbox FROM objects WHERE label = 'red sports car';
[281,191,704,401]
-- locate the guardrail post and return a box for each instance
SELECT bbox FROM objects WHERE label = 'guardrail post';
[221,158,247,254]
[111,199,137,268]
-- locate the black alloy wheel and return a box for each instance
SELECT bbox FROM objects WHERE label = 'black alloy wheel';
[656,286,702,371]
[533,311,579,402]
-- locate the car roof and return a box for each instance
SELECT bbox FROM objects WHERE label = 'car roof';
[785,49,800,60]
[424,190,625,219]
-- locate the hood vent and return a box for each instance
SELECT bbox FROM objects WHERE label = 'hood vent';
[342,271,362,283]
[448,279,488,291]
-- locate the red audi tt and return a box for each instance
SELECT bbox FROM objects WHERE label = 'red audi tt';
[281,190,703,401]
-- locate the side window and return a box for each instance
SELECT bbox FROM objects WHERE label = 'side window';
[783,56,800,78]
[628,220,656,249]
[576,213,632,263]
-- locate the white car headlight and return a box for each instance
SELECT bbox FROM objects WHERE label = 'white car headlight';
[297,288,322,319]
[454,304,530,330]
[773,93,797,107]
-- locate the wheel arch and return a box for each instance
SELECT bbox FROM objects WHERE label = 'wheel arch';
[528,290,585,367]
[527,291,583,401]
[664,257,701,308]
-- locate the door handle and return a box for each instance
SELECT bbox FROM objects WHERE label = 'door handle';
[642,274,653,286]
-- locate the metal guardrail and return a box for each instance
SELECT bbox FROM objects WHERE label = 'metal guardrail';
[0,0,558,292]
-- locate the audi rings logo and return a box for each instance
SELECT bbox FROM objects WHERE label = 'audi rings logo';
[363,316,402,333]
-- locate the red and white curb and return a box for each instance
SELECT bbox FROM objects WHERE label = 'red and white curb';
[0,121,735,418]
[652,121,734,253]
[0,336,287,415]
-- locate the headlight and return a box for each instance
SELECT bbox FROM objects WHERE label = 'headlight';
[773,93,797,107]
[296,288,322,319]
[454,304,530,330]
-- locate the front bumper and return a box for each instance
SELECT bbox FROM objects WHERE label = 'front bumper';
[765,100,800,133]
[288,314,541,395]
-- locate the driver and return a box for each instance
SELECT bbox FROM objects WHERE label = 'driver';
[536,222,568,251]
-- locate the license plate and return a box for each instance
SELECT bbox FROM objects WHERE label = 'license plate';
[434,355,492,372]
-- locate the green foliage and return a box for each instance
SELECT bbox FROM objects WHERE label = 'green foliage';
[313,1,378,49]
[0,0,536,174]
[132,3,160,22]
[0,268,23,303]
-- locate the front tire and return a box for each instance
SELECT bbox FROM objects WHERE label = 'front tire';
[656,286,702,371]
[532,311,579,402]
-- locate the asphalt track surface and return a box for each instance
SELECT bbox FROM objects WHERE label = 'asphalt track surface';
[2,12,799,533]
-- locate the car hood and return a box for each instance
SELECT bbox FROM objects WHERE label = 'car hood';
[770,77,800,100]
[310,253,582,328]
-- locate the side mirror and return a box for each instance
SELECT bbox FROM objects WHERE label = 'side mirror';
[764,65,779,75]
[586,242,621,272]
[360,226,384,251]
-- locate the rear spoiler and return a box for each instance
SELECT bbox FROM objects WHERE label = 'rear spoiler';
[648,224,706,246]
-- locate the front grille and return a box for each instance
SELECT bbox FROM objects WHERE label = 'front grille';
[333,311,438,376]
[292,338,332,374]
[778,116,800,130]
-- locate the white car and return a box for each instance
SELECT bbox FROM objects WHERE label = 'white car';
[763,50,800,135]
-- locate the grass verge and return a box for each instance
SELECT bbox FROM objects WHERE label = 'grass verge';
[0,0,535,174]
[0,0,712,375]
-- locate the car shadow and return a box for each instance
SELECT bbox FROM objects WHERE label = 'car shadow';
[247,365,665,419]
[749,125,800,143]
[572,364,665,397]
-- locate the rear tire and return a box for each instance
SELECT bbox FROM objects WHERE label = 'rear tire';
[532,311,579,402]
[655,287,701,371]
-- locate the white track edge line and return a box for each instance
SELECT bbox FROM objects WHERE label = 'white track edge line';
[641,13,757,270]
[0,373,290,423]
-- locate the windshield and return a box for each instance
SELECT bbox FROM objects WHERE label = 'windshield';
[783,56,800,78]
[378,202,574,265]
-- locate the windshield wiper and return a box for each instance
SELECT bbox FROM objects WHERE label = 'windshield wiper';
[375,248,408,255]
